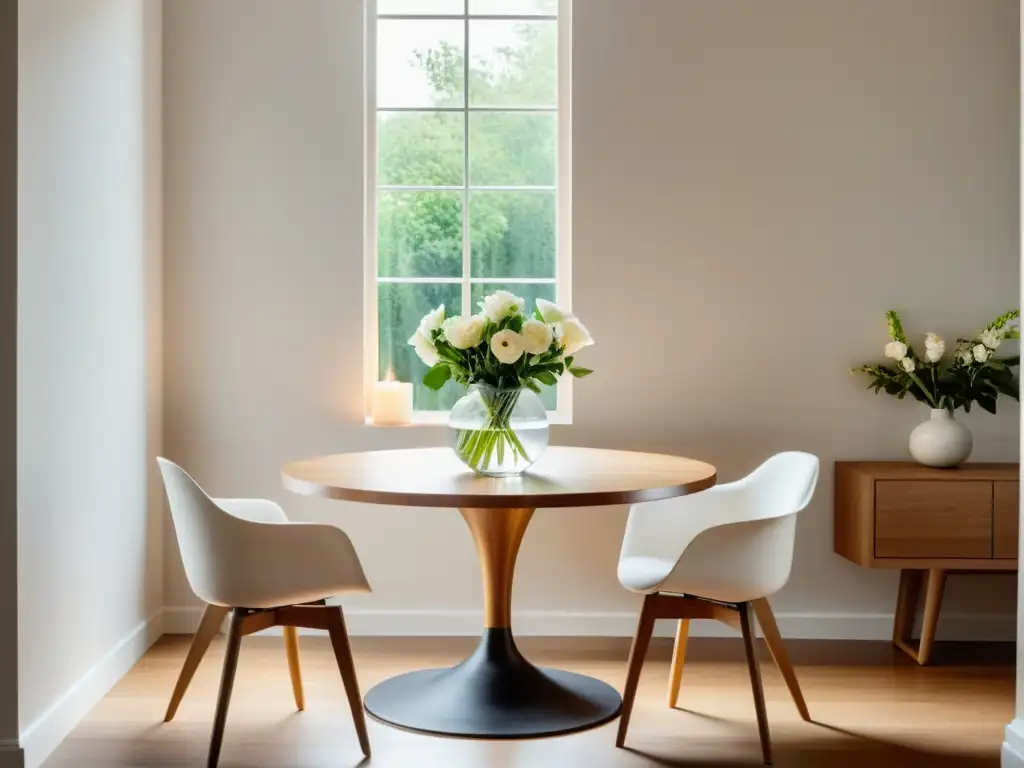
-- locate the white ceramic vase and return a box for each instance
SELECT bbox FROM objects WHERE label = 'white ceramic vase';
[908,408,973,468]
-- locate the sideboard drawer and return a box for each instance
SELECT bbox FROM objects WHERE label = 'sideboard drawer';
[875,481,993,559]
[994,481,1020,560]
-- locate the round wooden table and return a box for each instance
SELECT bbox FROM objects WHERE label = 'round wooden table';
[282,446,716,739]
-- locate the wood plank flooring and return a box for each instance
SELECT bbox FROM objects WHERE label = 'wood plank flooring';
[43,634,1013,767]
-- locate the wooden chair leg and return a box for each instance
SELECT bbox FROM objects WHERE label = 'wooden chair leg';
[283,626,305,711]
[326,606,371,758]
[751,598,809,721]
[208,608,245,768]
[616,593,658,748]
[916,569,947,666]
[739,602,772,765]
[667,619,690,708]
[165,604,229,722]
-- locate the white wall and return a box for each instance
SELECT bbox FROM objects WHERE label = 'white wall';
[164,0,1020,639]
[0,1,19,765]
[17,2,162,766]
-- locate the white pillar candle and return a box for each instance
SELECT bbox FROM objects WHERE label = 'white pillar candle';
[370,376,413,426]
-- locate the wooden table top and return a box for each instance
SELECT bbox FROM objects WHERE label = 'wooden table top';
[282,447,717,509]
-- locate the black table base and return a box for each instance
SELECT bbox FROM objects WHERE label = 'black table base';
[363,628,623,738]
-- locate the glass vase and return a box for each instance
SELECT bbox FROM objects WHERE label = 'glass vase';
[448,385,549,477]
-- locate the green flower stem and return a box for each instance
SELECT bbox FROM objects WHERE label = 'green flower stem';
[455,388,531,474]
[906,369,939,408]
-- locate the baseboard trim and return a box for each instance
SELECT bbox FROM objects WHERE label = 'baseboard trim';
[18,611,163,768]
[1003,719,1024,767]
[161,605,1016,641]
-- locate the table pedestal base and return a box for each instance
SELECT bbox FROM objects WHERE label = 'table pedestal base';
[364,507,622,738]
[363,628,622,738]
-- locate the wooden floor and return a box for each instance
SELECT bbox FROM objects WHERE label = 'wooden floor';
[43,634,1013,767]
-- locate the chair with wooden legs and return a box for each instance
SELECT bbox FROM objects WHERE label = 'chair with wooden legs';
[157,458,372,768]
[615,452,820,765]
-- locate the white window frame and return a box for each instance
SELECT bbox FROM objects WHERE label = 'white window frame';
[364,0,573,425]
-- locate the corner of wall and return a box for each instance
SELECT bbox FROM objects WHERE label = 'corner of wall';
[1010,1,1024,759]
[0,746,25,768]
[144,0,165,625]
[0,0,18,755]
[1004,719,1024,768]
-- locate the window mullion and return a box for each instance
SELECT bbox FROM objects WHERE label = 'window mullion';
[461,8,472,319]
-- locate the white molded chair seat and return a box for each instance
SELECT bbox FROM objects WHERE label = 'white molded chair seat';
[615,452,820,765]
[617,556,675,593]
[159,458,369,609]
[157,458,371,767]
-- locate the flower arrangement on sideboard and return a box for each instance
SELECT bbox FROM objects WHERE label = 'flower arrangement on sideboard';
[853,310,1019,467]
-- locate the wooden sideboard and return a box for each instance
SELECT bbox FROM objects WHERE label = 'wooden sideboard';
[834,461,1019,664]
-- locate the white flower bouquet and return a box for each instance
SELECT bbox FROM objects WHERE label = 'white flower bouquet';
[409,291,594,473]
[854,309,1020,412]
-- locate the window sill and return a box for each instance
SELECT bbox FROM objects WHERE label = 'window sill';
[364,412,448,428]
[365,410,572,428]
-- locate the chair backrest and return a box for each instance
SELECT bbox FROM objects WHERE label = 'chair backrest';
[660,451,820,601]
[157,457,242,605]
[621,452,820,563]
[739,451,820,521]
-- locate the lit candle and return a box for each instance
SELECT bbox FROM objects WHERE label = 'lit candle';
[371,369,413,426]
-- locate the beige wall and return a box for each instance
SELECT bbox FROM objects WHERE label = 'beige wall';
[164,0,1020,638]
[17,2,162,765]
[0,0,19,764]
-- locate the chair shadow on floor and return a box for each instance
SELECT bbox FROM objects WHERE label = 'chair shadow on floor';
[671,707,733,724]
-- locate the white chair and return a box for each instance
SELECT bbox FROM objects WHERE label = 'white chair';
[615,452,820,765]
[157,458,372,768]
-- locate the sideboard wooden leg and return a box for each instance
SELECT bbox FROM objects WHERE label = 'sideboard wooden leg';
[892,569,922,643]
[892,568,946,665]
[916,569,947,665]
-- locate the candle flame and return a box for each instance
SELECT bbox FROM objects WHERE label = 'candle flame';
[384,367,396,383]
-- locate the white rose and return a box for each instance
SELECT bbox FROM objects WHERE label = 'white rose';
[560,317,594,357]
[490,329,525,364]
[418,304,445,336]
[884,341,908,360]
[521,319,554,355]
[923,333,945,363]
[980,328,1003,350]
[478,291,525,324]
[442,314,485,350]
[973,343,991,363]
[900,357,916,373]
[535,298,570,323]
[408,331,440,367]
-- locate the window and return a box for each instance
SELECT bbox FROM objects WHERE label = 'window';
[366,0,572,423]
